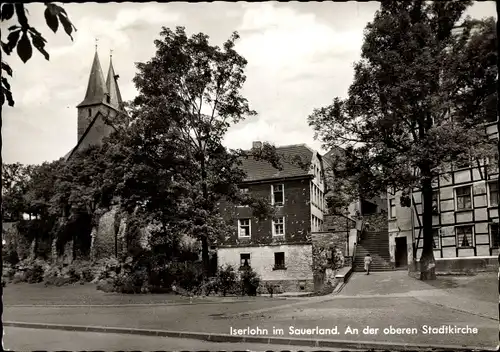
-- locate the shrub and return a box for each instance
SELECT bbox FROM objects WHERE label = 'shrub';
[4,250,20,265]
[214,265,239,296]
[25,263,44,283]
[92,257,121,282]
[113,267,148,294]
[168,262,204,293]
[240,267,260,296]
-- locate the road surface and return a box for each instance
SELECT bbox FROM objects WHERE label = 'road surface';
[2,327,347,351]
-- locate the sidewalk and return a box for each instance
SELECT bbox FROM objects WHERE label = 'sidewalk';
[336,271,497,320]
[2,271,497,350]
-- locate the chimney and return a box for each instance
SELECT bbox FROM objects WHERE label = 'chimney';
[252,141,262,149]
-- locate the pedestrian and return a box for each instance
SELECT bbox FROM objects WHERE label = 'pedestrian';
[364,253,372,275]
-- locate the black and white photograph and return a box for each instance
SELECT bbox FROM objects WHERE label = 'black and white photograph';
[1,1,498,351]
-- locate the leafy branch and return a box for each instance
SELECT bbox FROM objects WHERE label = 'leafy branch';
[1,3,76,107]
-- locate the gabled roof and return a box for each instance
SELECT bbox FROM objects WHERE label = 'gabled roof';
[65,109,106,161]
[239,144,316,183]
[77,51,108,108]
[106,56,123,110]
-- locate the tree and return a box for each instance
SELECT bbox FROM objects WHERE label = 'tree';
[2,163,34,220]
[308,1,497,280]
[1,3,76,107]
[130,26,277,274]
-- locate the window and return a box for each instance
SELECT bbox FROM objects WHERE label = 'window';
[489,181,499,207]
[455,186,472,210]
[432,191,440,214]
[274,252,285,269]
[272,217,285,236]
[491,223,499,248]
[389,199,396,219]
[88,108,91,117]
[272,184,284,206]
[432,228,440,249]
[456,226,474,248]
[238,219,251,237]
[240,253,251,268]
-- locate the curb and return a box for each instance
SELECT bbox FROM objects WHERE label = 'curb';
[4,321,494,351]
[4,298,287,308]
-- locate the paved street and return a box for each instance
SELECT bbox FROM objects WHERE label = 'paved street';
[3,327,349,351]
[3,271,497,350]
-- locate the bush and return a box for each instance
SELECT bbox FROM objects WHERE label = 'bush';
[42,261,94,286]
[92,257,121,282]
[264,282,284,296]
[168,262,204,293]
[25,263,44,283]
[2,263,16,282]
[215,265,238,296]
[4,250,20,265]
[240,267,260,296]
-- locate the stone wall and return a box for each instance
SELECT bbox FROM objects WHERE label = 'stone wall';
[218,243,313,292]
[324,214,356,233]
[90,206,120,260]
[364,213,389,232]
[415,256,498,274]
[311,231,348,258]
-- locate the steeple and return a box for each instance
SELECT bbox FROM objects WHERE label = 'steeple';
[77,51,108,107]
[106,53,123,110]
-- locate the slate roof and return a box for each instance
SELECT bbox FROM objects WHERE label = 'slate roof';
[239,144,316,183]
[106,57,124,109]
[77,51,108,108]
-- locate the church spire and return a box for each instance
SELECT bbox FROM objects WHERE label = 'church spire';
[106,52,123,110]
[77,50,108,107]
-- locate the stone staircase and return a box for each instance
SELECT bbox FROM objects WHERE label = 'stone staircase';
[353,231,393,272]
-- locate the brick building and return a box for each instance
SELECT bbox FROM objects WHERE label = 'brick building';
[217,143,327,291]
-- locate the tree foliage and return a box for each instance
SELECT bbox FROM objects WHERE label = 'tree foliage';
[308,1,497,280]
[1,3,76,107]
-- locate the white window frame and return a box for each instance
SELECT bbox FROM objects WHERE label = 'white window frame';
[389,198,396,219]
[454,185,472,211]
[272,216,285,236]
[238,218,251,238]
[455,225,474,248]
[487,181,499,207]
[271,184,284,206]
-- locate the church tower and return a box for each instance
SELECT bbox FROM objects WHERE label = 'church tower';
[73,50,124,154]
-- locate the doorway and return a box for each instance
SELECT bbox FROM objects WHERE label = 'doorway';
[395,237,408,268]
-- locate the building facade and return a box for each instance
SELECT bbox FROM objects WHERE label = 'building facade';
[217,143,327,291]
[388,121,499,272]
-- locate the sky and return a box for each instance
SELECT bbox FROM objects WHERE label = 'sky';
[2,1,496,165]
